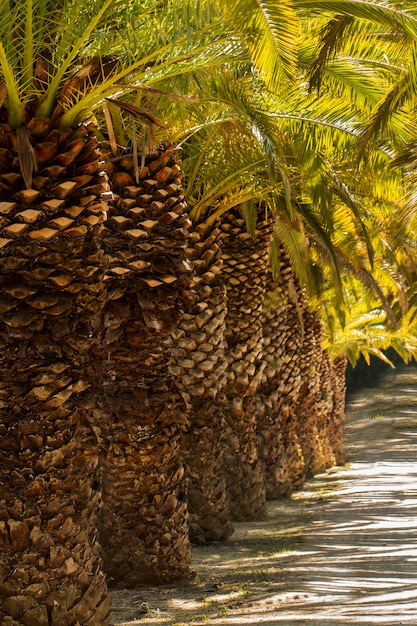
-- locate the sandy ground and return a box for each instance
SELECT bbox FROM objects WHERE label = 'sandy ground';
[111,367,417,626]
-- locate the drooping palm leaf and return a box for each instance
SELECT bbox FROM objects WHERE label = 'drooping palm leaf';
[216,0,299,89]
[294,0,417,40]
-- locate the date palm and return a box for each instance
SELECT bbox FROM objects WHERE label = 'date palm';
[98,0,302,539]
[0,5,414,623]
[97,0,417,560]
[85,0,417,552]
[95,143,195,585]
[106,0,417,549]
[159,72,291,529]
[86,2,251,577]
[0,1,120,621]
[256,249,308,497]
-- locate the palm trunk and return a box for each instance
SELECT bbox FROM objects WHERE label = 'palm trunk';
[0,120,111,625]
[96,146,193,586]
[256,252,306,498]
[294,312,330,476]
[257,253,347,499]
[296,330,347,474]
[165,223,233,544]
[220,210,273,520]
[328,354,347,465]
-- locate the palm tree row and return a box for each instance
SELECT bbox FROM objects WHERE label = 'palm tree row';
[2,0,417,623]
[0,1,238,620]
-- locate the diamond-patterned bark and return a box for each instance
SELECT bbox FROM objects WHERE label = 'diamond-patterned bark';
[327,354,347,465]
[96,146,193,585]
[220,211,273,520]
[0,109,352,623]
[257,249,347,499]
[295,312,333,475]
[165,223,233,544]
[0,119,111,625]
[295,321,347,474]
[256,253,307,498]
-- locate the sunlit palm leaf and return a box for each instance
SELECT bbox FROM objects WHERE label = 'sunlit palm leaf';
[216,0,299,89]
[294,0,417,41]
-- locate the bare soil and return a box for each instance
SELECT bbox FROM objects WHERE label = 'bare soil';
[111,367,417,625]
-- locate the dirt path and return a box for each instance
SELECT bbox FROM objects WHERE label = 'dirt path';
[112,367,417,625]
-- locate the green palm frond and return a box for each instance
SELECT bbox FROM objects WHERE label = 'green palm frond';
[0,42,25,127]
[0,0,242,129]
[0,0,120,125]
[84,0,417,371]
[358,73,416,151]
[306,10,411,91]
[321,294,417,366]
[294,0,417,40]
[216,0,299,89]
[274,212,310,285]
[198,71,294,202]
[240,200,258,239]
[308,14,354,92]
[188,157,268,223]
[309,56,384,109]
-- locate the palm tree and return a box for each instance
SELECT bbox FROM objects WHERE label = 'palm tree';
[1,4,415,620]
[0,1,119,620]
[86,2,251,576]
[75,2,417,560]
[256,248,307,497]
[219,208,273,520]
[95,143,194,585]
[258,1,417,497]
[142,18,369,532]
[98,6,301,540]
[167,220,234,544]
[301,0,417,147]
[159,71,290,530]
[173,54,396,508]
[97,0,417,560]
[295,310,341,477]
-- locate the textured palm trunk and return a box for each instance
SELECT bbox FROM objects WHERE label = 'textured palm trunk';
[295,328,347,475]
[327,354,347,465]
[294,312,331,476]
[220,210,273,520]
[257,252,347,498]
[256,252,306,498]
[0,120,111,624]
[165,222,233,544]
[96,146,193,586]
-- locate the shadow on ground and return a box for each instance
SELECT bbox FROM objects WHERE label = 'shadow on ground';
[112,368,417,626]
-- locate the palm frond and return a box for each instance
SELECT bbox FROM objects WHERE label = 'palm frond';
[358,73,414,151]
[216,0,299,88]
[274,213,310,286]
[0,42,25,126]
[240,200,258,239]
[294,0,417,41]
[309,14,354,92]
